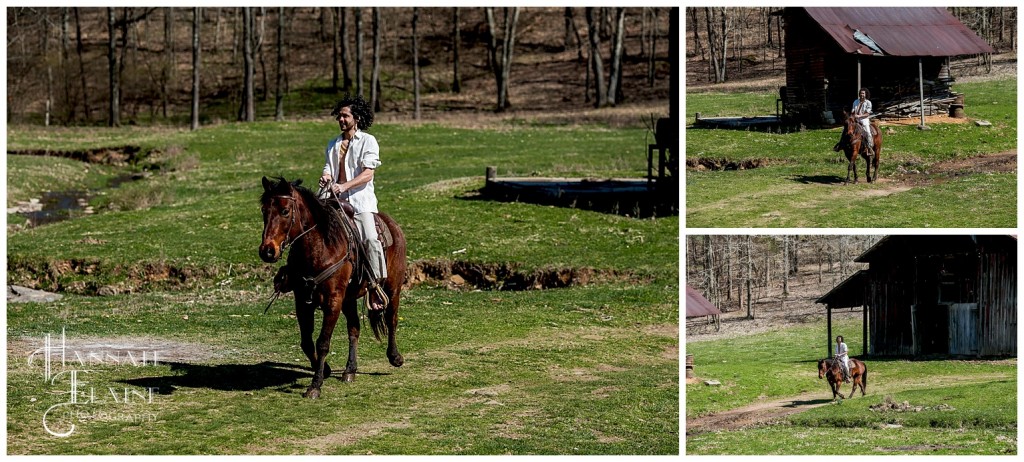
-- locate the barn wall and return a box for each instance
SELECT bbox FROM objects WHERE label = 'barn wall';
[978,248,1017,356]
[868,259,916,356]
[783,10,830,119]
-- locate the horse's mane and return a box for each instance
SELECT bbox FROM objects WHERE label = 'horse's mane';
[261,177,346,249]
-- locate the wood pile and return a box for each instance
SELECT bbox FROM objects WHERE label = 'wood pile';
[875,80,960,119]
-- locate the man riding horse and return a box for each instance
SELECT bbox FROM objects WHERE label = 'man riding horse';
[852,88,875,157]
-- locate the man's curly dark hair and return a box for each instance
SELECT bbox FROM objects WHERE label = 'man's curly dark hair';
[331,95,374,130]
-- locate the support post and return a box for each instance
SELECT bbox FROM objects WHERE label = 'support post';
[827,306,833,359]
[856,57,861,97]
[917,58,930,130]
[863,303,868,356]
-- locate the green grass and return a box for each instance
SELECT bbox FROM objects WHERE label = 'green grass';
[8,284,678,454]
[685,78,1017,228]
[685,315,1016,455]
[6,119,678,454]
[8,122,677,291]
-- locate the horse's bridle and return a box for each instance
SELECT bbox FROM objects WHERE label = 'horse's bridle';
[267,194,317,252]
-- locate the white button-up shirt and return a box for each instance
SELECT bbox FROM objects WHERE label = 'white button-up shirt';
[321,130,381,213]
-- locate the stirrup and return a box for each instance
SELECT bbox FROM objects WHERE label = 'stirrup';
[366,283,389,311]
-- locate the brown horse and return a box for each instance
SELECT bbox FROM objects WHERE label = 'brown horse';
[832,112,882,183]
[818,357,868,400]
[259,176,407,399]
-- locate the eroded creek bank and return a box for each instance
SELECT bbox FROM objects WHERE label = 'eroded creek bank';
[7,258,650,297]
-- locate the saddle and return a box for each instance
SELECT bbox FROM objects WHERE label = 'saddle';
[336,201,394,249]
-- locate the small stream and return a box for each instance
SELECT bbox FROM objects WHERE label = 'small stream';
[10,172,147,228]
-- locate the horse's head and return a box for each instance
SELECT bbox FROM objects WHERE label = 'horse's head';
[259,176,305,263]
[817,359,827,379]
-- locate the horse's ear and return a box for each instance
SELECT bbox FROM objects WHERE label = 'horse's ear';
[262,176,274,192]
[292,178,303,188]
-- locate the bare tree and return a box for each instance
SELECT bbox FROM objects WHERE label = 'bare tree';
[275,7,285,121]
[238,7,254,121]
[332,7,340,91]
[606,7,626,105]
[452,8,461,93]
[745,235,753,319]
[340,8,351,90]
[704,7,729,83]
[412,8,422,120]
[355,7,364,97]
[108,8,119,126]
[371,7,382,112]
[485,7,520,111]
[74,8,90,121]
[191,6,201,130]
[160,8,173,118]
[585,7,607,107]
[563,7,584,61]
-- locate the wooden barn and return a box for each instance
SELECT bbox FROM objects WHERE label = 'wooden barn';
[817,235,1016,358]
[781,7,995,124]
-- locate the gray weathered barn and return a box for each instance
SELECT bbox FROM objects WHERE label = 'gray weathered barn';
[781,7,995,124]
[817,235,1016,358]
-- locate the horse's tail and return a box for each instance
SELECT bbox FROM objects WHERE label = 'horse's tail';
[861,362,868,390]
[368,307,388,342]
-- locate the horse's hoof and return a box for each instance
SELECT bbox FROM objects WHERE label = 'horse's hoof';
[388,353,405,368]
[303,387,321,399]
[341,371,356,382]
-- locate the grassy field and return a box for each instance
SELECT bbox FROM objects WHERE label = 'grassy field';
[685,78,1017,228]
[685,316,1017,455]
[6,120,679,454]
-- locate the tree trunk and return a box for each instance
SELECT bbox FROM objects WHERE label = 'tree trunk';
[275,7,284,121]
[606,7,626,105]
[452,8,461,93]
[341,8,351,90]
[45,13,53,127]
[564,7,584,62]
[585,7,607,107]
[257,8,268,101]
[485,7,520,111]
[746,235,753,319]
[191,7,201,130]
[371,7,382,113]
[690,8,705,62]
[499,7,520,110]
[412,8,421,120]
[355,7,364,97]
[108,8,119,127]
[782,236,790,296]
[60,8,73,124]
[704,236,716,308]
[162,8,174,118]
[332,7,340,91]
[239,7,254,122]
[648,8,659,87]
[75,8,90,121]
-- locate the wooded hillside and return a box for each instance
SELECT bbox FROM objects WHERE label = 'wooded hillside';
[7,7,675,127]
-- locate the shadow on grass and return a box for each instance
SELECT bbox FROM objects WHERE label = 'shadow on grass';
[790,174,845,185]
[784,398,832,407]
[119,361,392,395]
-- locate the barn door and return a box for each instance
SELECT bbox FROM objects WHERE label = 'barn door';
[948,303,979,356]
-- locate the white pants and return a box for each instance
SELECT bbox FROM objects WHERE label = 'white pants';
[355,212,387,283]
[839,356,850,377]
[859,119,873,149]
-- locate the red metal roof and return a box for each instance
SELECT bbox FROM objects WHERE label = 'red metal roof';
[803,7,995,57]
[686,286,722,318]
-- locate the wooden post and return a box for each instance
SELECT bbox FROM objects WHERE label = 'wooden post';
[856,57,861,97]
[917,58,930,130]
[863,302,868,356]
[485,166,496,183]
[827,305,833,359]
